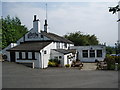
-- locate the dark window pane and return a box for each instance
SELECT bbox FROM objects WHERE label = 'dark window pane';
[64,43,67,48]
[41,35,43,38]
[97,50,102,57]
[19,52,22,59]
[44,50,47,54]
[90,50,95,57]
[25,52,28,59]
[82,50,88,58]
[32,52,35,59]
[59,56,62,59]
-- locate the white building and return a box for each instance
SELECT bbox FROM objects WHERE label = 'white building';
[70,45,106,62]
[3,15,75,68]
[3,15,106,68]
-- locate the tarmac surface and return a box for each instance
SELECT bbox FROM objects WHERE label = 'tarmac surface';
[2,61,119,88]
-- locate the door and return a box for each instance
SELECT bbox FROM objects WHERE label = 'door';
[10,52,16,62]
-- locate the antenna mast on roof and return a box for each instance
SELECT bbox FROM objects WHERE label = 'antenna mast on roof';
[46,3,48,20]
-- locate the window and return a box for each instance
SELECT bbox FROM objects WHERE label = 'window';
[44,50,47,54]
[97,50,102,57]
[82,50,88,58]
[19,52,22,59]
[59,56,62,59]
[57,43,60,49]
[64,43,67,48]
[41,35,43,38]
[32,52,35,59]
[25,52,28,59]
[54,56,58,59]
[90,50,95,57]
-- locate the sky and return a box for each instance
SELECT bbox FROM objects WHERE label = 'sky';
[1,1,119,46]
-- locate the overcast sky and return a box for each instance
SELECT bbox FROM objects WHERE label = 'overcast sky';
[2,1,119,46]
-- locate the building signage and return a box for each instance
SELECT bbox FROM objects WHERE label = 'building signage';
[27,32,39,39]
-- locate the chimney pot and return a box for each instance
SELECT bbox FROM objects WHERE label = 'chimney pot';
[34,15,37,21]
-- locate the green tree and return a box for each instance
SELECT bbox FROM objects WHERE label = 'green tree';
[64,31,99,46]
[1,15,28,49]
[106,46,115,54]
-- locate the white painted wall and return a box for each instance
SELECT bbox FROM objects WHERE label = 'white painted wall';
[50,49,64,66]
[15,52,41,68]
[40,42,56,68]
[2,43,17,61]
[70,45,106,62]
[33,20,40,33]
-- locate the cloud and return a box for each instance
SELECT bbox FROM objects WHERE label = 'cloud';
[2,2,118,46]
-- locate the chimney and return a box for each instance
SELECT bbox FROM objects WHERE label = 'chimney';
[33,15,37,21]
[33,15,40,33]
[44,19,48,32]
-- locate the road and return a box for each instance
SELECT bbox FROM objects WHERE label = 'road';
[2,62,119,88]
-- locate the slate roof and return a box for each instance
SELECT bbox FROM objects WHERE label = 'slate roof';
[53,49,76,55]
[7,42,52,52]
[41,31,73,44]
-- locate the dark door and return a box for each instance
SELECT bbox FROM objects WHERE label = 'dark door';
[10,52,16,62]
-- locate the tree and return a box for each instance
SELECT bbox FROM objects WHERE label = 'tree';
[1,15,28,49]
[106,46,115,54]
[64,31,99,46]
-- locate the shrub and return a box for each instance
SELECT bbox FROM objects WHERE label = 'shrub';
[104,56,116,70]
[117,64,120,70]
[115,56,120,64]
[48,59,60,67]
[65,64,70,67]
[48,61,57,67]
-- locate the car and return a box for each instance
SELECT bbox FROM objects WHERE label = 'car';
[110,54,117,56]
[117,54,120,56]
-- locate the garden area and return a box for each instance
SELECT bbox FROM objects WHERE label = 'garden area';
[97,56,120,70]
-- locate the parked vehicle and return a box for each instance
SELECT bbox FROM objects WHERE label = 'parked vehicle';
[110,54,117,56]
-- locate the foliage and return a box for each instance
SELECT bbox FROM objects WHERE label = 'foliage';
[48,59,60,67]
[48,61,57,67]
[1,15,28,49]
[106,46,115,54]
[65,64,70,67]
[115,41,120,54]
[104,56,120,70]
[64,31,99,46]
[0,29,2,49]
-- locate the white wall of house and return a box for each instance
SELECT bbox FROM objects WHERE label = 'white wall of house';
[2,43,17,55]
[55,42,74,49]
[70,45,106,62]
[51,50,74,66]
[25,31,50,42]
[50,49,64,66]
[40,42,56,68]
[64,53,74,65]
[15,51,41,68]
[2,43,17,61]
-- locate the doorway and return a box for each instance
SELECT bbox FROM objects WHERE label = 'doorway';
[10,52,16,62]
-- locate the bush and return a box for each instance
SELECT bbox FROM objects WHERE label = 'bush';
[48,61,57,67]
[104,56,116,70]
[48,59,60,67]
[115,56,120,64]
[118,64,120,70]
[65,64,70,67]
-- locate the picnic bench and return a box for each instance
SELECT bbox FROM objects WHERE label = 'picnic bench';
[97,61,107,70]
[71,61,83,69]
